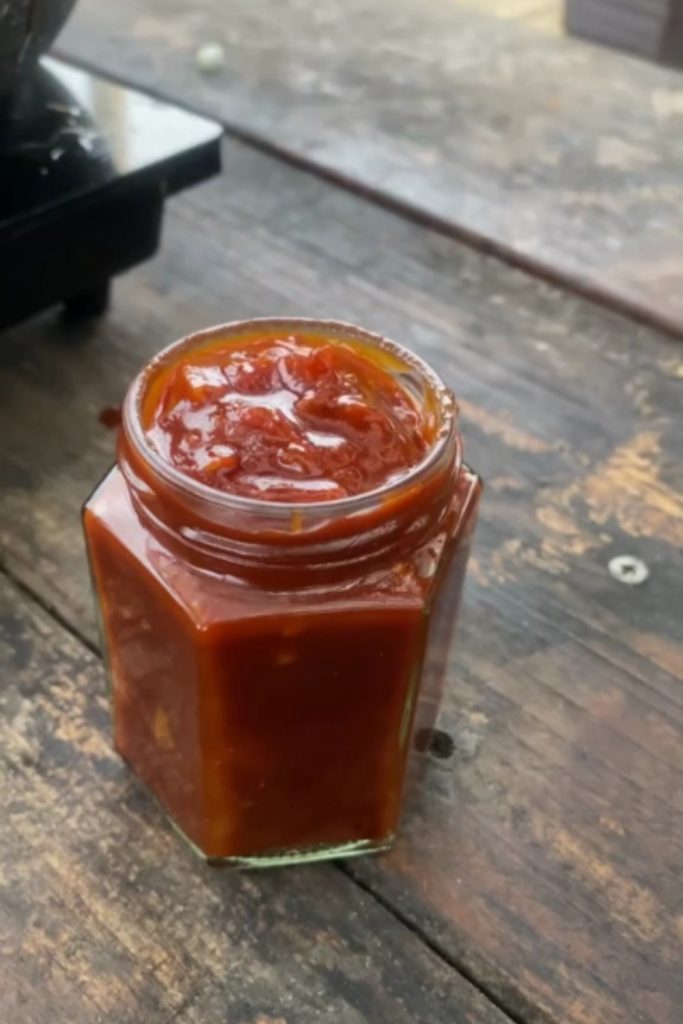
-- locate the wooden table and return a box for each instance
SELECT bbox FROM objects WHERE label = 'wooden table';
[2,4,682,1023]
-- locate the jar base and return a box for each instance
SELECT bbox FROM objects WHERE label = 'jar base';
[206,837,395,869]
[117,745,396,869]
[177,827,395,869]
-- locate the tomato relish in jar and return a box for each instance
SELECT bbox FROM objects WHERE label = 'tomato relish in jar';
[84,319,481,866]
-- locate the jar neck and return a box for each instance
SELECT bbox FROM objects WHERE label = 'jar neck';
[118,317,462,585]
[118,429,462,585]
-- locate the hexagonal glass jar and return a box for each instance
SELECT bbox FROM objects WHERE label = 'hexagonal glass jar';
[83,318,481,867]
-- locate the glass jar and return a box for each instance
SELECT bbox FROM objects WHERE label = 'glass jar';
[83,318,482,867]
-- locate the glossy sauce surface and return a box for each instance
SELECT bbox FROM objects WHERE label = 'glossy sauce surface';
[85,323,480,862]
[144,335,431,502]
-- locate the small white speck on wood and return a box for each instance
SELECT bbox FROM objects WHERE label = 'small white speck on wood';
[196,43,226,74]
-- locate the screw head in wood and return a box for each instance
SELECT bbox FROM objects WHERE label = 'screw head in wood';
[608,555,649,586]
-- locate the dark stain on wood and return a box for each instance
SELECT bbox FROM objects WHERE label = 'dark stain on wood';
[97,405,122,429]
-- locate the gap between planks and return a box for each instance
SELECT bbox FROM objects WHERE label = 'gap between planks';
[340,866,533,1024]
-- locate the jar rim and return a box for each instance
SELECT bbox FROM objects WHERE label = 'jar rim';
[122,316,460,524]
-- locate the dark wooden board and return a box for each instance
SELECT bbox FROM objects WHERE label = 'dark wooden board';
[566,0,683,67]
[57,0,683,337]
[1,141,682,1024]
[0,569,511,1024]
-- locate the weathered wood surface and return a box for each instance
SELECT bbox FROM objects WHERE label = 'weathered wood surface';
[0,569,511,1024]
[58,0,683,337]
[1,141,682,1024]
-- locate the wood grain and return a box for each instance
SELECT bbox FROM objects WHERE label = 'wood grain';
[57,0,683,336]
[1,141,682,1024]
[0,570,510,1024]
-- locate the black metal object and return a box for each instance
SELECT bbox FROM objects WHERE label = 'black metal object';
[0,58,222,330]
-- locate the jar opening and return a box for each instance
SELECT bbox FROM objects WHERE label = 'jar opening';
[122,317,461,536]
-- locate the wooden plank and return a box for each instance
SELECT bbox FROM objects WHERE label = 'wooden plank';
[566,0,683,67]
[0,569,511,1024]
[56,0,683,337]
[1,141,682,1024]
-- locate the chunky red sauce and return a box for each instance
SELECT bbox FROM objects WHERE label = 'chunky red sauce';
[144,335,430,502]
[85,321,482,863]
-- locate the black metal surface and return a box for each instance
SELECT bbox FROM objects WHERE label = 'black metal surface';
[0,58,222,329]
[1,182,164,330]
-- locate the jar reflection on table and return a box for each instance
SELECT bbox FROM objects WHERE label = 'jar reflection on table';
[83,319,482,866]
